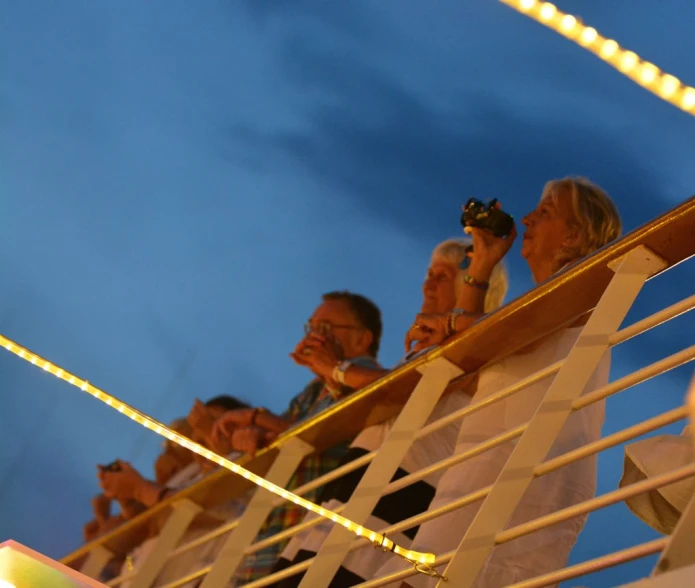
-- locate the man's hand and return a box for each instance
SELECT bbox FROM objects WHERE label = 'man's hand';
[207,428,234,456]
[211,408,255,448]
[229,426,268,458]
[187,399,217,438]
[290,332,344,380]
[98,461,146,501]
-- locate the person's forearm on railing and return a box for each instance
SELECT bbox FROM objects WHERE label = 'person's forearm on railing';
[339,364,389,391]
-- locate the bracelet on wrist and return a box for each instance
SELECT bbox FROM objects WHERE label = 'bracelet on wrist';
[446,308,470,337]
[463,274,489,291]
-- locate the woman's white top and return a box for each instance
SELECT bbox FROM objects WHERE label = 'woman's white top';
[376,326,610,588]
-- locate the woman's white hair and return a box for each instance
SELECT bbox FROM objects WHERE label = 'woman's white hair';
[430,238,509,313]
[542,177,622,267]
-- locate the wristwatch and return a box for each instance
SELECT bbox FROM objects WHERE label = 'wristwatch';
[331,359,353,385]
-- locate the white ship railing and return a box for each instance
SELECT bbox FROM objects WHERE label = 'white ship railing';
[58,196,695,588]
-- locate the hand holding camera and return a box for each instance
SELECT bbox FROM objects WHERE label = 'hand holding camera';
[460,198,515,238]
[460,198,517,276]
[97,460,145,501]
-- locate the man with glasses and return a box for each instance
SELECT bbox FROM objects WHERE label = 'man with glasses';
[211,290,382,585]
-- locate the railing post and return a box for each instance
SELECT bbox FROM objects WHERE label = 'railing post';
[298,357,462,588]
[79,544,113,580]
[199,436,314,588]
[652,372,695,577]
[130,498,202,588]
[440,245,667,587]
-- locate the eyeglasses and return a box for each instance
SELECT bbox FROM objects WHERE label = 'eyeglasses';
[303,321,362,336]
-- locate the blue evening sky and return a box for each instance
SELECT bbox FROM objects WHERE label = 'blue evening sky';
[1,2,693,586]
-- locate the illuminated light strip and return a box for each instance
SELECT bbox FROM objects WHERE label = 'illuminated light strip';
[499,0,695,116]
[0,334,435,566]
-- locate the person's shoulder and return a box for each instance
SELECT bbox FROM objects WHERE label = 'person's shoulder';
[350,355,382,369]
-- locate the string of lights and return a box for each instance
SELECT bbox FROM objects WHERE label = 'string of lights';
[0,333,436,567]
[499,0,695,116]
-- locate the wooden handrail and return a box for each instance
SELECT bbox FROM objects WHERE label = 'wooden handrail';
[61,196,695,566]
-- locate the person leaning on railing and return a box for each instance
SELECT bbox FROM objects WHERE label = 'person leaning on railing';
[210,291,383,585]
[97,396,253,587]
[376,177,623,588]
[84,416,195,583]
[85,416,195,547]
[98,396,249,509]
[268,239,507,588]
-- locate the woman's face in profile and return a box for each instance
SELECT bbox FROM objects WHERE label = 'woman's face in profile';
[521,191,576,270]
[421,260,457,314]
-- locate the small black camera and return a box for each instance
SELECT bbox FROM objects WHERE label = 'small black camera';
[460,198,514,238]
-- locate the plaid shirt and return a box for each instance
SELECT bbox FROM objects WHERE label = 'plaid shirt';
[235,356,379,585]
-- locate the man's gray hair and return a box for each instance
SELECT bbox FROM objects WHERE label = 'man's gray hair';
[430,238,509,313]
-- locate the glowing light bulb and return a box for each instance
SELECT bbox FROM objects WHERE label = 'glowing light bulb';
[638,63,659,85]
[579,27,597,46]
[519,0,536,11]
[560,15,576,32]
[539,3,556,21]
[683,88,695,110]
[660,75,680,98]
[600,40,619,59]
[619,51,639,72]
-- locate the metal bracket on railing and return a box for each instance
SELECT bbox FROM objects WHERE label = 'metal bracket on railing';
[606,244,667,275]
[366,533,449,582]
[411,560,448,582]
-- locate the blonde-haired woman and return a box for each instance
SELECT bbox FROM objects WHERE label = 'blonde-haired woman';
[378,177,622,588]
